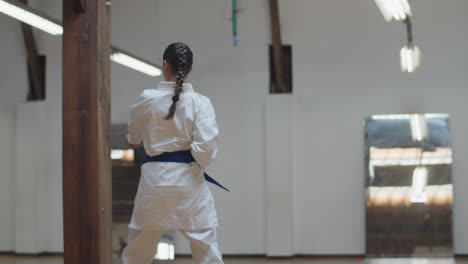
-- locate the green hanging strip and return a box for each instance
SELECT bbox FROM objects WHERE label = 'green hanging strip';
[232,0,238,46]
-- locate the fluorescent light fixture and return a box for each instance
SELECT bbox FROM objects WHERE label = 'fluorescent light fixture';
[410,114,427,141]
[400,45,421,73]
[374,0,412,22]
[368,162,375,181]
[424,113,449,119]
[0,0,63,35]
[155,242,175,260]
[412,167,427,192]
[111,47,162,77]
[371,113,447,120]
[371,114,411,120]
[0,1,161,76]
[411,166,428,203]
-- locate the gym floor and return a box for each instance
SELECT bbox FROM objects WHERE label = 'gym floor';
[0,255,466,264]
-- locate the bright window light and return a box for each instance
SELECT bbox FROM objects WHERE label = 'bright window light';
[111,150,123,160]
[411,189,427,204]
[111,149,134,162]
[374,0,412,22]
[111,52,162,77]
[368,184,452,207]
[169,244,175,260]
[0,0,63,35]
[400,45,421,73]
[369,147,453,167]
[155,242,175,260]
[370,158,452,167]
[370,147,453,160]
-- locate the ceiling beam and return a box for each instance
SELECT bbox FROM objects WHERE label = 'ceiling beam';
[268,0,286,93]
[17,0,44,100]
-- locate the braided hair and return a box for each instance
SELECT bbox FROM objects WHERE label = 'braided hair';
[163,42,193,120]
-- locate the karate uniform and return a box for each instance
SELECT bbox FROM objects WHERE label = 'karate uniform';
[122,81,223,264]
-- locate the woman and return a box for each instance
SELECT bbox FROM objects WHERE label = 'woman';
[122,42,224,264]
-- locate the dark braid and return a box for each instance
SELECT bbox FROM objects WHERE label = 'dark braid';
[163,42,193,120]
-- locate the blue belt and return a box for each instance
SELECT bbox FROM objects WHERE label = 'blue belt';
[146,150,229,192]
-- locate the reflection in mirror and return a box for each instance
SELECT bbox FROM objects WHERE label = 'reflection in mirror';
[365,114,453,257]
[111,123,146,222]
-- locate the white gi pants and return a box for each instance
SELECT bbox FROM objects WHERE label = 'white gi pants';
[122,228,224,264]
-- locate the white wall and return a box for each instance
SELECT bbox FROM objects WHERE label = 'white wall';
[12,100,63,253]
[0,0,467,256]
[15,102,47,253]
[265,95,294,256]
[0,106,16,252]
[0,10,29,252]
[288,0,468,254]
[110,0,163,123]
[126,0,468,255]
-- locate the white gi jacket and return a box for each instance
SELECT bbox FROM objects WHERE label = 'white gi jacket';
[126,81,219,231]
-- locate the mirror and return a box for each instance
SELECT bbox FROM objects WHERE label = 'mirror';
[365,114,453,257]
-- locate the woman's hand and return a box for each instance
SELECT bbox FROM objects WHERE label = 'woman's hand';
[125,136,140,148]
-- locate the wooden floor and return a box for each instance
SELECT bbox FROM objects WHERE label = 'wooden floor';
[0,256,466,264]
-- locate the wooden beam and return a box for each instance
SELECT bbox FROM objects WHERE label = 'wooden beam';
[62,0,112,263]
[17,0,44,100]
[268,0,286,93]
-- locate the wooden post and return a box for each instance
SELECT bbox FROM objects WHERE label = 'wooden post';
[62,0,112,263]
[268,0,286,93]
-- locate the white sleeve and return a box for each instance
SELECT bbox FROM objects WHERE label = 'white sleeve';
[126,92,150,145]
[190,98,219,167]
